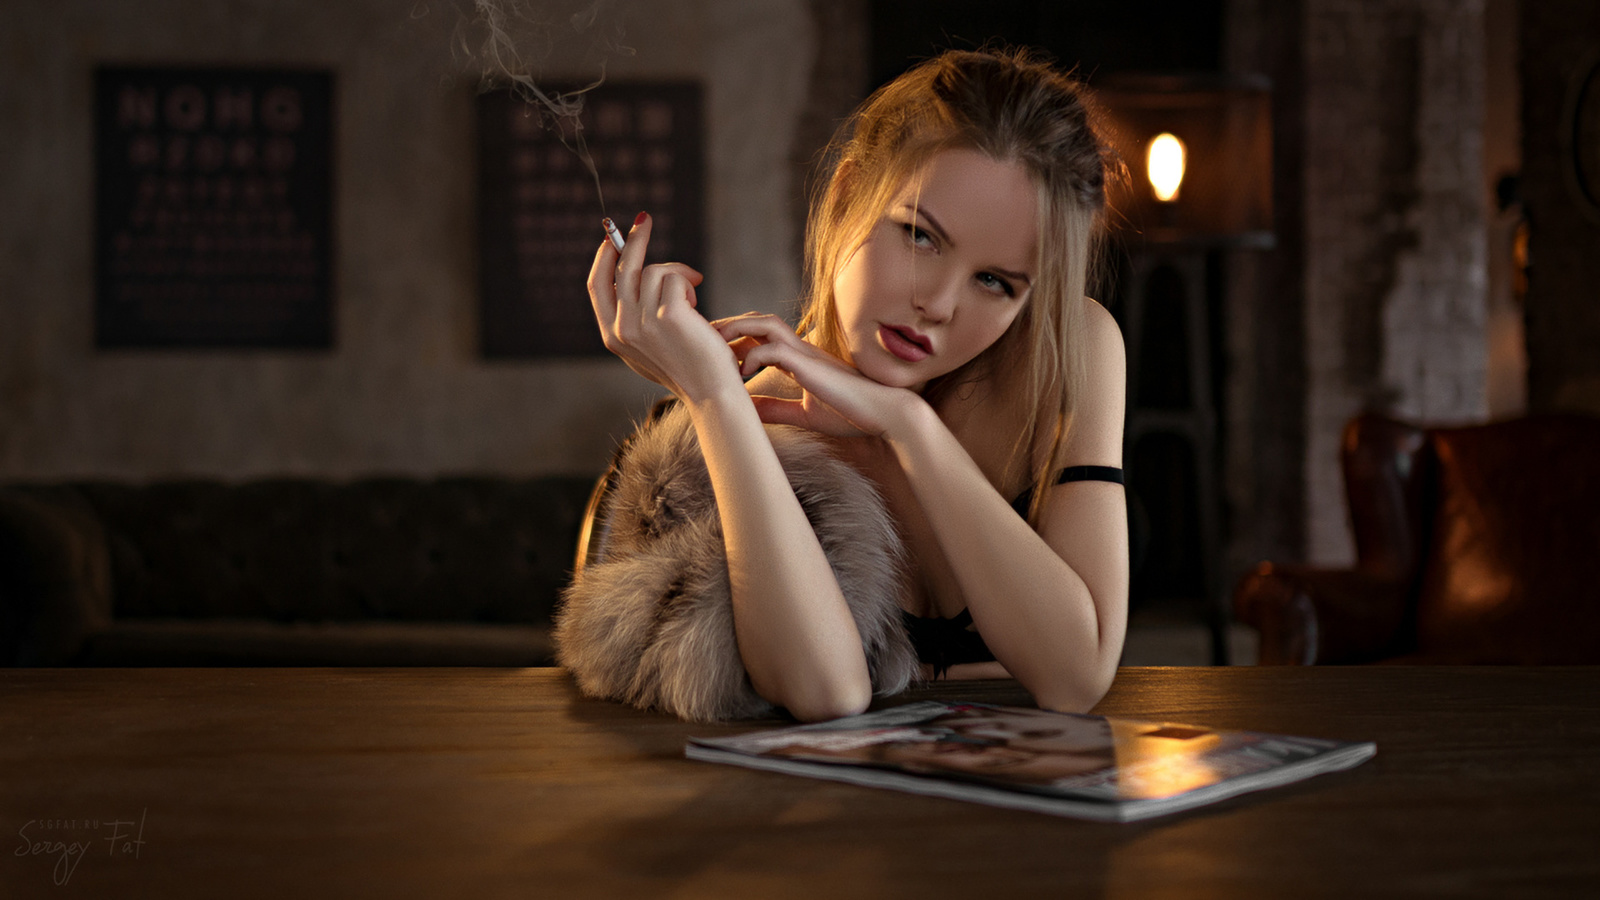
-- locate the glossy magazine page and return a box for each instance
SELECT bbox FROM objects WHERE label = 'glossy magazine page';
[687,702,1376,822]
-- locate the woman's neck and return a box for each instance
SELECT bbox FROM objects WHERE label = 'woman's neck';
[932,376,1033,496]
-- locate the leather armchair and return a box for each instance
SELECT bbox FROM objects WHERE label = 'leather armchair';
[1235,412,1600,664]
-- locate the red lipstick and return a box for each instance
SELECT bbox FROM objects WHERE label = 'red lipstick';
[879,324,932,362]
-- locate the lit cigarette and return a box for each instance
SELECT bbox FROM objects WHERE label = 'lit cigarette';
[602,217,626,252]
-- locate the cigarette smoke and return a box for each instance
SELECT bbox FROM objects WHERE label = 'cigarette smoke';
[433,0,635,213]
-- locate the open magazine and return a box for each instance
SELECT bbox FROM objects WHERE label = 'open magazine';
[687,701,1376,823]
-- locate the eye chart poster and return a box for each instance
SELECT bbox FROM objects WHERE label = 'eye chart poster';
[94,68,334,349]
[478,81,706,358]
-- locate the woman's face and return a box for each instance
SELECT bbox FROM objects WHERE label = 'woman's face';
[830,148,1039,392]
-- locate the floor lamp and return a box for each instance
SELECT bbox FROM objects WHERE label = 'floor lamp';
[1095,74,1274,664]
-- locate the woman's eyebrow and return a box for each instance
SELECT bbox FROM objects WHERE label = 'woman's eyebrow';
[905,203,952,243]
[989,264,1033,287]
[904,204,1033,287]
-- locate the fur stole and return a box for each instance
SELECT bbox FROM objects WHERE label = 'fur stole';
[555,402,919,722]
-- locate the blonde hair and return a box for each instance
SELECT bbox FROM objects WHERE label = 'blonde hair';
[798,48,1114,524]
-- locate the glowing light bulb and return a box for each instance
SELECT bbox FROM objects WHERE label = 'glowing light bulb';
[1147,133,1186,203]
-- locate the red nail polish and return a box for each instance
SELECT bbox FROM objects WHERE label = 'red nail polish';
[633,211,648,227]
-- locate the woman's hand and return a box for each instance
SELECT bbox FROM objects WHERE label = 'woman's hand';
[587,214,743,402]
[716,314,922,439]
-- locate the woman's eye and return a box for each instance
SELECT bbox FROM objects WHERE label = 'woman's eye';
[901,222,934,248]
[977,272,1015,297]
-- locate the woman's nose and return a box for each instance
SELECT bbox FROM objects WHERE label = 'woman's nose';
[913,277,959,323]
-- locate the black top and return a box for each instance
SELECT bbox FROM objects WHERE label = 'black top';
[902,465,1125,677]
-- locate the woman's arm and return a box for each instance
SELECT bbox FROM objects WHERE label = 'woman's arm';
[683,386,874,721]
[587,217,873,721]
[887,301,1128,711]
[732,299,1128,712]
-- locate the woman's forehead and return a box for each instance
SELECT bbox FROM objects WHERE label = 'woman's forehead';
[891,148,1039,261]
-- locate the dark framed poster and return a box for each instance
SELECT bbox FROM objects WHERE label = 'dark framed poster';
[478,81,706,358]
[94,67,334,349]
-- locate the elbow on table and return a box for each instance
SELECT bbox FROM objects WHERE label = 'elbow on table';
[775,676,873,724]
[1029,659,1119,715]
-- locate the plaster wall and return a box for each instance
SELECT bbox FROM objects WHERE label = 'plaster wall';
[1302,0,1488,565]
[1,0,816,480]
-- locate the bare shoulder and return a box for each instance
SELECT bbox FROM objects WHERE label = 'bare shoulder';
[1056,297,1126,468]
[1081,296,1126,362]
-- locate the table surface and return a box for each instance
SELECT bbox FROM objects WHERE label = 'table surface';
[3,666,1596,899]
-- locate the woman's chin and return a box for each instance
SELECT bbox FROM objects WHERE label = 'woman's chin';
[855,355,930,393]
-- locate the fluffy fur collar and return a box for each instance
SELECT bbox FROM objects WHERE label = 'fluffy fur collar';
[556,402,918,722]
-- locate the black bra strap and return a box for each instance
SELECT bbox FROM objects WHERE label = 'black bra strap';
[1011,466,1125,516]
[1054,465,1125,485]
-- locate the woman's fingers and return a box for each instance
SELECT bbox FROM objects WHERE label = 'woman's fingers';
[654,262,705,286]
[614,212,705,332]
[725,319,850,382]
[613,214,651,300]
[637,263,704,323]
[751,392,863,437]
[656,269,696,321]
[727,335,764,367]
[590,214,667,380]
[713,313,797,343]
[638,263,702,294]
[665,263,703,309]
[586,239,620,327]
[586,211,743,401]
[725,317,908,438]
[737,339,800,378]
[715,314,801,375]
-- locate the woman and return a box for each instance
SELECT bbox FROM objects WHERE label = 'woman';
[558,48,1128,723]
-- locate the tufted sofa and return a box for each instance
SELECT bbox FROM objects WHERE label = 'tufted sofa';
[0,476,595,666]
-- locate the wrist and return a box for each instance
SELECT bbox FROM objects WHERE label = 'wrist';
[672,353,749,407]
[679,377,757,418]
[880,391,940,455]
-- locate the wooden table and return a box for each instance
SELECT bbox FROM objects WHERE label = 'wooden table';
[2,667,1595,898]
